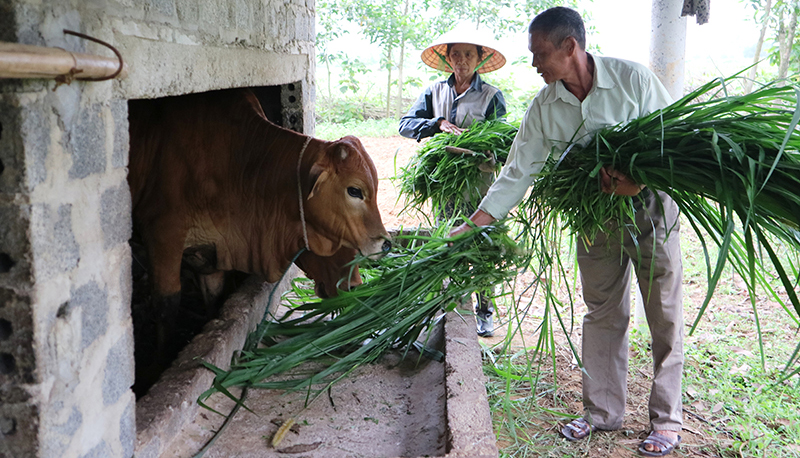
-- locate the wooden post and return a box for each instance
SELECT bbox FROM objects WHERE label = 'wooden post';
[0,42,126,80]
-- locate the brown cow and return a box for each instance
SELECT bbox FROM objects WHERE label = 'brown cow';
[128,88,390,359]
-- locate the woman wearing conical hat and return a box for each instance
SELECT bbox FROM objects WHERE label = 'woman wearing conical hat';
[399,26,507,337]
[399,26,507,141]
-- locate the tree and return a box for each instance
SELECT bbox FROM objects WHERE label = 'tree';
[745,0,799,84]
[316,0,573,119]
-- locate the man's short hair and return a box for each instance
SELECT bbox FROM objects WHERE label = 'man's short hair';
[528,7,586,50]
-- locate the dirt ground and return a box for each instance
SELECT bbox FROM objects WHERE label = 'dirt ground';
[360,135,797,458]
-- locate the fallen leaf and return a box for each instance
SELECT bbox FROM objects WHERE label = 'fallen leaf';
[729,346,754,357]
[277,441,323,454]
[729,363,750,375]
[725,321,737,334]
[686,386,699,399]
[711,402,724,414]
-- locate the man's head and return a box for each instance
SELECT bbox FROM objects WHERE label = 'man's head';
[527,7,586,85]
[528,7,586,51]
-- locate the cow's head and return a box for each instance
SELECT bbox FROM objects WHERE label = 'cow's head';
[303,135,391,259]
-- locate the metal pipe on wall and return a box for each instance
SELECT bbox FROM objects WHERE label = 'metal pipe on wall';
[0,42,127,81]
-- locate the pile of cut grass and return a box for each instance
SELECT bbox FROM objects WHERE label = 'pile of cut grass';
[198,223,524,409]
[398,119,518,217]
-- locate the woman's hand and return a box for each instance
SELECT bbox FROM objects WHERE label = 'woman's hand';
[438,119,466,135]
[599,166,645,196]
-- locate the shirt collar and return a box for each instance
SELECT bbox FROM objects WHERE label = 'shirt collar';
[447,73,483,92]
[592,54,616,91]
[543,53,616,105]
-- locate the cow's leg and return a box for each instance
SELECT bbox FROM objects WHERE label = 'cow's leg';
[199,271,226,319]
[143,222,188,362]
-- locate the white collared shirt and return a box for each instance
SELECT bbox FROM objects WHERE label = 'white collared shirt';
[479,54,673,219]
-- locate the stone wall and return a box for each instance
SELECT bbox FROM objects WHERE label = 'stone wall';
[0,0,315,457]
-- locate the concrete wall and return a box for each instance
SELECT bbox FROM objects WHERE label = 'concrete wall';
[0,0,316,457]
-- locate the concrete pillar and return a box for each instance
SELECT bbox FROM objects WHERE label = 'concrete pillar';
[650,0,687,99]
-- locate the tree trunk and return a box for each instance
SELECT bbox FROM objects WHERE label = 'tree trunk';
[745,0,773,93]
[385,47,393,117]
[396,0,410,118]
[326,58,332,99]
[780,2,799,79]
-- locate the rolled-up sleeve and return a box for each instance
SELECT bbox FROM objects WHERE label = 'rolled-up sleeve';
[479,101,549,219]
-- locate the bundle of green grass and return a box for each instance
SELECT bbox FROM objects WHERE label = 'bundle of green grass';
[398,119,518,217]
[518,75,800,354]
[199,224,523,409]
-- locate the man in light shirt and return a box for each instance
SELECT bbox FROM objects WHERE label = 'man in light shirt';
[450,7,684,456]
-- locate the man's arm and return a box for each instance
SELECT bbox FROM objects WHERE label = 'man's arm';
[449,209,497,238]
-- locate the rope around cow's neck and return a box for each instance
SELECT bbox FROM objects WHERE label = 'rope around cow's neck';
[296,136,313,250]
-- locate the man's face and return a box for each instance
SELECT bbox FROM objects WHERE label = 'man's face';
[447,43,480,81]
[528,31,571,85]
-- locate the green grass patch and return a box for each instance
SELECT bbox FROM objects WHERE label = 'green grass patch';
[315,118,400,140]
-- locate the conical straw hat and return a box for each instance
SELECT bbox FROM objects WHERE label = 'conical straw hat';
[420,25,506,74]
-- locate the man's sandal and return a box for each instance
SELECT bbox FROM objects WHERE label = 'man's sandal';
[561,418,597,441]
[638,431,681,457]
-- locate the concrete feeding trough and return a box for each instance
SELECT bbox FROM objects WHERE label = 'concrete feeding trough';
[136,265,498,458]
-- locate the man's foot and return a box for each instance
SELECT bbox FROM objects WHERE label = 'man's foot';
[476,309,494,337]
[561,418,596,441]
[638,431,681,456]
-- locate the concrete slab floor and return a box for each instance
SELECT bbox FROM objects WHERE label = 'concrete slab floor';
[136,273,497,458]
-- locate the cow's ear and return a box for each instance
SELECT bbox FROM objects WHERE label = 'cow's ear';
[337,146,348,161]
[308,162,330,199]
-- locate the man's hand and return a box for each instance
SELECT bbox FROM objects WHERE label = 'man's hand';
[438,119,466,135]
[599,166,645,196]
[449,209,497,238]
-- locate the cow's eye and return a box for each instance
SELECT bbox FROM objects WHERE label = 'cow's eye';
[347,187,364,199]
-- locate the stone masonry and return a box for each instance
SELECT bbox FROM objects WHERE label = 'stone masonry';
[0,0,315,457]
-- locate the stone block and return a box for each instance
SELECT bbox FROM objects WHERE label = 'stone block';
[230,0,251,30]
[110,99,129,170]
[73,281,109,350]
[80,440,111,458]
[102,333,133,406]
[0,204,32,289]
[144,0,177,22]
[31,203,80,281]
[175,0,200,23]
[0,402,39,458]
[0,96,23,195]
[0,288,35,385]
[20,97,50,189]
[119,398,135,458]
[100,183,132,250]
[68,103,106,180]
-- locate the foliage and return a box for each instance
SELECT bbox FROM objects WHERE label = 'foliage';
[315,118,401,140]
[198,223,525,408]
[314,94,384,124]
[316,0,573,120]
[397,119,519,218]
